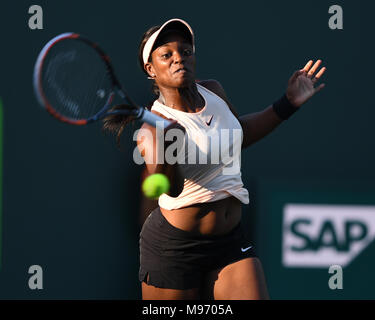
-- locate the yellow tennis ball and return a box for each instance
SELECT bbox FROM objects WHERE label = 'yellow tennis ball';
[142,173,170,199]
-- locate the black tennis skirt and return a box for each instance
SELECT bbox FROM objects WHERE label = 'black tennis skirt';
[139,206,257,290]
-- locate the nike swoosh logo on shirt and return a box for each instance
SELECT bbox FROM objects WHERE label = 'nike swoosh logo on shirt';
[241,246,253,252]
[206,115,213,126]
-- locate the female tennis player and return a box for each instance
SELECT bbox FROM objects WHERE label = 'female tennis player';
[104,18,326,300]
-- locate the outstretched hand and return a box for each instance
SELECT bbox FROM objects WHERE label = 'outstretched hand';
[286,60,326,108]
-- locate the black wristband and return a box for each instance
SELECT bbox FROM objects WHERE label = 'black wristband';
[272,94,299,120]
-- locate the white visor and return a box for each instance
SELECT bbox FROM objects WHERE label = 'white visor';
[142,18,195,65]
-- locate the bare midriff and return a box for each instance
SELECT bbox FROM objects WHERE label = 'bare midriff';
[160,196,242,236]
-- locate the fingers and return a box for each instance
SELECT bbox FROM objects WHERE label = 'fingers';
[303,60,314,72]
[303,59,324,75]
[314,83,325,93]
[312,67,327,84]
[302,59,327,85]
[307,60,322,78]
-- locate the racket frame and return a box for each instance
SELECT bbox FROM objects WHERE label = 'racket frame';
[33,32,171,127]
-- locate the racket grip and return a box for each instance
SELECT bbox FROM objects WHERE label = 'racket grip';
[140,109,172,128]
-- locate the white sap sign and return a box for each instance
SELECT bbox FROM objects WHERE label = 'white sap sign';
[282,204,375,268]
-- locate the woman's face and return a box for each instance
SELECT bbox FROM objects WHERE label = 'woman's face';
[145,32,195,88]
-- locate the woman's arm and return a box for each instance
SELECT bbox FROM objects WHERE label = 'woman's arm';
[137,114,185,197]
[199,59,326,149]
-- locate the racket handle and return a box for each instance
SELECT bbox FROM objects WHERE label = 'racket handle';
[140,109,172,128]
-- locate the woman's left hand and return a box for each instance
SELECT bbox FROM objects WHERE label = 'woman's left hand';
[286,59,326,108]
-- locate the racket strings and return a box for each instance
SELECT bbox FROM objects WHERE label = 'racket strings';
[40,38,113,121]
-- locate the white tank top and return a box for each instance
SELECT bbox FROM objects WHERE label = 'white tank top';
[151,83,249,210]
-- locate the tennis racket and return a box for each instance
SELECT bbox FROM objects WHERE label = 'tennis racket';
[33,32,171,127]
